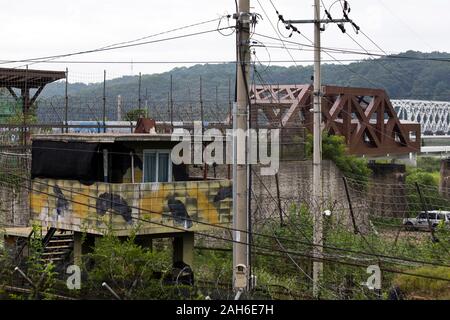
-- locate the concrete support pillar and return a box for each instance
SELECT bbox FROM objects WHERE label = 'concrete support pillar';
[173,232,194,267]
[440,158,450,198]
[408,152,417,167]
[0,233,4,250]
[73,231,83,266]
[136,235,153,252]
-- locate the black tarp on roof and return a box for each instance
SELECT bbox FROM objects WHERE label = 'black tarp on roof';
[31,140,102,181]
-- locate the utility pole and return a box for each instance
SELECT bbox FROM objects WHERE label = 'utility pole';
[103,70,106,133]
[233,0,251,292]
[200,76,204,134]
[65,68,68,133]
[138,72,142,112]
[117,95,122,121]
[170,74,174,130]
[312,0,323,299]
[284,0,356,299]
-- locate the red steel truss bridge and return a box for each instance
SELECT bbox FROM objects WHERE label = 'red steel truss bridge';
[250,85,421,156]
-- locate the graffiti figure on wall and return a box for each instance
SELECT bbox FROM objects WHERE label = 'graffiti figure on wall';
[214,186,232,203]
[53,185,69,216]
[32,178,233,235]
[167,195,193,229]
[96,193,133,224]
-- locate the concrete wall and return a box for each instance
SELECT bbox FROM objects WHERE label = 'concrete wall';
[0,185,30,227]
[0,153,30,228]
[6,156,410,238]
[367,163,407,218]
[251,160,357,228]
[31,179,232,236]
[251,160,407,230]
[252,160,345,206]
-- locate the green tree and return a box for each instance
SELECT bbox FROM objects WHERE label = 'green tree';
[83,232,198,299]
[125,108,147,121]
[416,157,441,173]
[306,133,372,182]
[36,51,450,107]
[405,168,446,215]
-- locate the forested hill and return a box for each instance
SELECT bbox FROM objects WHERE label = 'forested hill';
[41,51,450,102]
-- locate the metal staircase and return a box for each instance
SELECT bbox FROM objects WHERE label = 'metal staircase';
[41,229,74,269]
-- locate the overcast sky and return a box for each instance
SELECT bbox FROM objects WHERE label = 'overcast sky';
[1,0,447,82]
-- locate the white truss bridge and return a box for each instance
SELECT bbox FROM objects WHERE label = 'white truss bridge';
[392,99,450,135]
[392,100,450,154]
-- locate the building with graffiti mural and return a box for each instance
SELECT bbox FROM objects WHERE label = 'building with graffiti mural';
[26,123,233,272]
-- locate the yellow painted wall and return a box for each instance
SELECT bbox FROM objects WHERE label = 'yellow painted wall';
[30,179,232,236]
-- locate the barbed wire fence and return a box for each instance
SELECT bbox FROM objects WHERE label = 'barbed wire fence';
[250,160,450,296]
[0,152,30,230]
[0,69,234,136]
[0,150,449,299]
[0,70,450,298]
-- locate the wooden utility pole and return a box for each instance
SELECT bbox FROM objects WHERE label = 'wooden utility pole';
[233,0,251,292]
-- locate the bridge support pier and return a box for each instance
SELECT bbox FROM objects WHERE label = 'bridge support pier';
[409,152,417,167]
[73,231,83,266]
[173,232,194,267]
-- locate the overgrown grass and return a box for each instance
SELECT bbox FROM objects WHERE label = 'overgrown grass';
[416,156,441,173]
[252,203,450,300]
[394,266,450,300]
[1,216,448,300]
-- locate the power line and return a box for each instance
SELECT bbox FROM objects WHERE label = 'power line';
[2,164,448,269]
[2,17,224,68]
[251,56,419,167]
[338,3,449,117]
[101,17,226,50]
[1,26,236,68]
[2,176,450,283]
[250,164,449,268]
[252,32,450,63]
[252,3,435,150]
[375,0,435,51]
[248,1,448,268]
[0,58,381,64]
[254,0,387,96]
[344,32,411,90]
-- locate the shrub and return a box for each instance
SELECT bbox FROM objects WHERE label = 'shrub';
[306,133,371,182]
[82,232,201,299]
[405,168,445,214]
[125,109,147,121]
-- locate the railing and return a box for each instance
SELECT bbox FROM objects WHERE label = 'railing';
[14,228,35,266]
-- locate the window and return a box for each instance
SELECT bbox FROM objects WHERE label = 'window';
[143,150,172,182]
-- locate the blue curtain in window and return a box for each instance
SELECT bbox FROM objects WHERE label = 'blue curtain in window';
[158,153,169,182]
[144,152,157,182]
